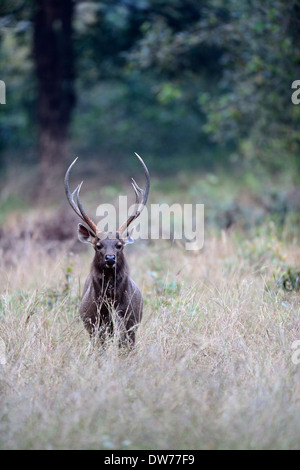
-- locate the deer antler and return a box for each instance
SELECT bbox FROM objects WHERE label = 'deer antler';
[118,153,150,236]
[64,158,99,236]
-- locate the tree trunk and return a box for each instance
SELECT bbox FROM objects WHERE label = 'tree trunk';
[33,0,75,193]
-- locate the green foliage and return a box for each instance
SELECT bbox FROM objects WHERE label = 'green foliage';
[128,0,300,170]
[0,1,36,165]
[197,1,300,167]
[0,0,300,175]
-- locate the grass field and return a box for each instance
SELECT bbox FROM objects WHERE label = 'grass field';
[0,169,300,450]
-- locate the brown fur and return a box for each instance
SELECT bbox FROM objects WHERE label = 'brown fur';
[79,228,143,347]
[64,153,150,348]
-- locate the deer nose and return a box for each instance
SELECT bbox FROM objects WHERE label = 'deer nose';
[105,255,116,266]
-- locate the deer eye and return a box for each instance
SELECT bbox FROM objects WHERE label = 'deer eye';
[96,243,103,251]
[115,242,123,250]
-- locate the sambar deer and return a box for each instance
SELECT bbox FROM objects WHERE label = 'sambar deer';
[64,153,150,348]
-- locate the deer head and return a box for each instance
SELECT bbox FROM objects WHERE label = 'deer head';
[64,153,150,269]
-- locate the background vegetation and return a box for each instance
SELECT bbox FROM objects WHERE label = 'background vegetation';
[0,0,300,450]
[1,0,300,178]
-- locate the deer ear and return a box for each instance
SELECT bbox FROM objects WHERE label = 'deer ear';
[123,227,135,246]
[77,224,96,245]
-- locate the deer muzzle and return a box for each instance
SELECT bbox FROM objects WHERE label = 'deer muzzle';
[105,255,116,268]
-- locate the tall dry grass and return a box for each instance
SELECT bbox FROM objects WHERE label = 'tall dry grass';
[0,230,300,449]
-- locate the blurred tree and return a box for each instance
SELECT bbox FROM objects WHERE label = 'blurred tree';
[1,0,300,180]
[0,0,35,168]
[71,0,223,170]
[0,0,229,176]
[196,0,300,172]
[128,0,300,172]
[33,0,75,187]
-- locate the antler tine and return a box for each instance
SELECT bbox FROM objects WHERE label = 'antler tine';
[118,153,150,235]
[131,179,141,205]
[131,179,143,217]
[134,152,150,207]
[132,177,144,204]
[64,158,98,236]
[131,177,143,194]
[65,158,82,217]
[76,182,99,235]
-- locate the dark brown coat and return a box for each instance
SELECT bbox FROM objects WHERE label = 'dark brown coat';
[79,231,143,346]
[64,153,150,348]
